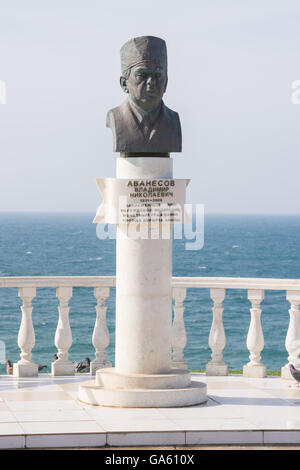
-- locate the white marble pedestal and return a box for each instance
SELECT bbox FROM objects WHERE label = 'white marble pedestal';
[281,363,295,380]
[243,364,267,378]
[78,156,207,407]
[206,360,228,376]
[78,368,207,408]
[13,362,38,377]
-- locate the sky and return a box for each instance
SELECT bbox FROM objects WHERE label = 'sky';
[0,0,299,214]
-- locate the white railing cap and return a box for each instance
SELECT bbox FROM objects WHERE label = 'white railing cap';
[0,276,116,288]
[0,276,300,291]
[172,277,300,291]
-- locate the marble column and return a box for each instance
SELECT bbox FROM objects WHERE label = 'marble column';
[115,157,173,375]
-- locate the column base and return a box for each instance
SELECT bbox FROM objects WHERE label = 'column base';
[281,363,295,380]
[243,363,267,378]
[51,360,75,376]
[13,362,38,377]
[206,360,228,376]
[172,361,188,370]
[90,360,112,375]
[78,367,207,408]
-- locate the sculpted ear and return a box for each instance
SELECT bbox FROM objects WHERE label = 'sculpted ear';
[120,76,129,94]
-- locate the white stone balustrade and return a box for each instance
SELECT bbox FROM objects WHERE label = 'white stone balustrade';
[0,276,115,378]
[171,287,188,369]
[206,288,228,376]
[90,287,112,374]
[52,287,74,376]
[1,276,300,379]
[281,290,300,379]
[243,289,266,378]
[13,287,39,377]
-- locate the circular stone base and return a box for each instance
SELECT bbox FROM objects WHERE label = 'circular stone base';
[78,380,207,408]
[96,367,191,389]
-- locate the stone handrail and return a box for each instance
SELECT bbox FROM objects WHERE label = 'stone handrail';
[1,276,299,379]
[0,276,116,288]
[172,276,300,290]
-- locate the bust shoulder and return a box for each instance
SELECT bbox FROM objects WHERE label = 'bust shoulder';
[161,103,181,127]
[106,102,126,128]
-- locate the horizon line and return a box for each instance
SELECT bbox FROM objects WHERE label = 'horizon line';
[0,211,300,216]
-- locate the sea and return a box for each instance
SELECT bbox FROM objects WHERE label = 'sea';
[0,212,300,374]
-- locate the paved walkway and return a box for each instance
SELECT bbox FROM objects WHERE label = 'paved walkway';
[1,373,300,449]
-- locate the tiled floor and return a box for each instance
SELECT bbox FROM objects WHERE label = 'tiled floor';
[1,372,300,448]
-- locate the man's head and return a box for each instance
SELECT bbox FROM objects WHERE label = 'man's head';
[120,36,168,112]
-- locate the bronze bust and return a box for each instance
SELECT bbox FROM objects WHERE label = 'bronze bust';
[106,36,182,155]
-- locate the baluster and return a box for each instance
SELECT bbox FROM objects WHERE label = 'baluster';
[206,288,228,375]
[13,287,38,377]
[243,289,266,378]
[281,291,300,379]
[90,287,112,375]
[171,287,188,369]
[51,286,74,376]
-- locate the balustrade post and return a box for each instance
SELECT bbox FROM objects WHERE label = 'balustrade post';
[13,287,38,377]
[51,286,74,376]
[171,287,188,370]
[281,291,300,379]
[90,287,112,375]
[243,289,266,378]
[206,288,228,376]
